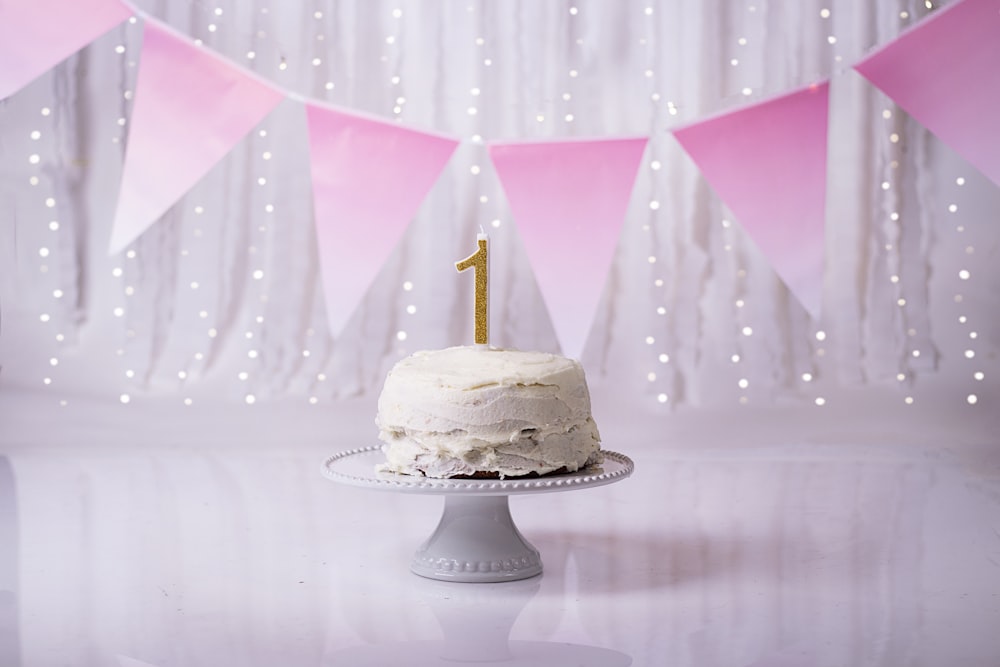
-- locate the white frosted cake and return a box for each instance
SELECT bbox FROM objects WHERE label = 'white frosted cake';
[375,346,602,479]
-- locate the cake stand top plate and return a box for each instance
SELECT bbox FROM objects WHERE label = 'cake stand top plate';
[322,445,633,496]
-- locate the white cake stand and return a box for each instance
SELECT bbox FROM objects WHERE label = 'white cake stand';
[322,445,634,583]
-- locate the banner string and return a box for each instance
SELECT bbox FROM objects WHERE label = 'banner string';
[115,0,916,146]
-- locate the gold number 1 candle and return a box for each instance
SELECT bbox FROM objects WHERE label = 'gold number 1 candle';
[455,231,489,346]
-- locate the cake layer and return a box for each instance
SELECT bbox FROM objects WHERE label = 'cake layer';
[376,346,602,478]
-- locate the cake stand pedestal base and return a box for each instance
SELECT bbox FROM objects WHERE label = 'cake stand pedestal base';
[411,495,542,583]
[322,446,633,583]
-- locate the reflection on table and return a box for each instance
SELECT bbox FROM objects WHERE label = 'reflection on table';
[0,427,998,666]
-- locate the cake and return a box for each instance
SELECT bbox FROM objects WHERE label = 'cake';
[375,346,602,479]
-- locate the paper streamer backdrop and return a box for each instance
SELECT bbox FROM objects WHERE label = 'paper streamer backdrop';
[854,0,1000,189]
[489,137,649,359]
[305,103,459,338]
[0,0,130,99]
[1,0,997,397]
[673,82,830,319]
[0,0,998,414]
[108,20,284,254]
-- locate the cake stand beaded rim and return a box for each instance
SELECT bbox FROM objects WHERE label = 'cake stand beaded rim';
[321,445,633,496]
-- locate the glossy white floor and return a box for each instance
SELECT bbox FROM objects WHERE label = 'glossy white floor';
[1,388,998,667]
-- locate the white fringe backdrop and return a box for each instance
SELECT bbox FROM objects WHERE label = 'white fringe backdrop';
[1,0,997,414]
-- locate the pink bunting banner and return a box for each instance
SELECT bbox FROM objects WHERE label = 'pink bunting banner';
[304,103,459,337]
[488,137,648,358]
[854,0,1000,188]
[0,0,131,99]
[673,82,830,319]
[108,20,284,254]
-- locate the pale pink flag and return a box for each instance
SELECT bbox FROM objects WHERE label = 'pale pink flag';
[488,137,648,358]
[304,103,459,337]
[109,20,284,254]
[673,82,830,319]
[0,0,131,99]
[854,0,1000,187]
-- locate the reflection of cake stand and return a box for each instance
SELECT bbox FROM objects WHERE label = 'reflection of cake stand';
[322,446,634,583]
[327,577,633,665]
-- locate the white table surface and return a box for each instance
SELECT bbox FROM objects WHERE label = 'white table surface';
[1,389,998,666]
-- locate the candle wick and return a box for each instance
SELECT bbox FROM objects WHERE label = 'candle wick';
[479,224,487,236]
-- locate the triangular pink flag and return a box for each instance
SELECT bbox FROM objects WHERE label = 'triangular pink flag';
[0,0,131,99]
[109,20,284,254]
[673,82,830,319]
[854,0,1000,188]
[304,103,459,337]
[488,137,648,358]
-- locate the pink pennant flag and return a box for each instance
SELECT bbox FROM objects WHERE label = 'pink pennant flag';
[854,0,1000,188]
[304,103,459,337]
[673,82,830,319]
[0,0,131,99]
[109,20,283,254]
[488,137,648,358]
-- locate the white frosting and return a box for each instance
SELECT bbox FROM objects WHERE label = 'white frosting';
[375,346,602,478]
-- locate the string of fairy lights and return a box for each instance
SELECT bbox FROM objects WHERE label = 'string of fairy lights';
[28,103,67,406]
[950,174,986,407]
[8,0,990,412]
